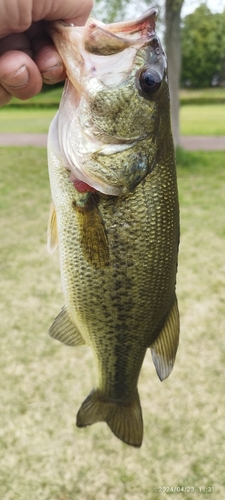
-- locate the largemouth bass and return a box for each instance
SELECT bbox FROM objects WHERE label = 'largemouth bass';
[47,9,180,447]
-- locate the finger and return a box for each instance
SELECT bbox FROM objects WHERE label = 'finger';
[0,50,43,101]
[0,32,34,105]
[0,86,12,106]
[39,0,94,26]
[34,45,66,84]
[0,0,94,38]
[26,22,66,84]
[0,32,34,102]
[0,32,32,57]
[0,0,32,38]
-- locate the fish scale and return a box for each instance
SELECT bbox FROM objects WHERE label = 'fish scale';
[47,8,180,447]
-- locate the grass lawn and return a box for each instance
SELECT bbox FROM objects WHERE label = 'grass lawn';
[0,86,224,135]
[0,108,56,133]
[180,87,225,104]
[1,102,225,136]
[0,104,225,135]
[180,104,225,136]
[0,147,225,498]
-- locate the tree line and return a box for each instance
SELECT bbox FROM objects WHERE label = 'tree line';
[49,1,223,146]
[92,1,225,145]
[181,4,225,88]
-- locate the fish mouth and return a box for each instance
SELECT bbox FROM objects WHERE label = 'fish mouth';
[48,8,158,48]
[48,9,159,196]
[84,9,158,53]
[47,8,158,87]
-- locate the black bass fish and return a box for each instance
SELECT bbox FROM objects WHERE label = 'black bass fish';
[47,9,180,447]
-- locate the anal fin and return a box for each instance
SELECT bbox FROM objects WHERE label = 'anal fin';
[150,296,180,381]
[76,389,143,447]
[49,306,85,346]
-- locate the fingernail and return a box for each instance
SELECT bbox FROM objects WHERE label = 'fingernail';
[41,62,64,82]
[2,65,29,89]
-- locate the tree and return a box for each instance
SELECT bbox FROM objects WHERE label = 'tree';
[164,0,184,147]
[93,0,130,22]
[181,5,225,88]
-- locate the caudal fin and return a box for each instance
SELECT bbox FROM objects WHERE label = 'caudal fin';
[76,389,143,447]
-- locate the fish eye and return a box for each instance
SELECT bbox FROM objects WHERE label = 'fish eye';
[137,67,162,97]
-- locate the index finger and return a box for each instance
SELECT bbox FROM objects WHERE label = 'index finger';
[0,0,94,38]
[43,0,94,26]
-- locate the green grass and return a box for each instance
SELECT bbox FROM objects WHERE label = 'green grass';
[0,147,225,499]
[180,87,225,105]
[1,100,225,135]
[6,86,225,108]
[8,86,63,107]
[0,108,56,133]
[180,104,225,135]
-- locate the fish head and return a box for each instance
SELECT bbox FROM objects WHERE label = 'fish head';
[48,10,169,196]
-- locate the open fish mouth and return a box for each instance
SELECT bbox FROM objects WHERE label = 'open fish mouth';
[48,9,158,53]
[47,9,159,93]
[48,8,164,196]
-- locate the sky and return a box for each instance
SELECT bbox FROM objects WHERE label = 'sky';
[182,0,225,16]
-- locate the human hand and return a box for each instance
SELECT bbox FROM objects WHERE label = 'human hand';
[0,0,93,106]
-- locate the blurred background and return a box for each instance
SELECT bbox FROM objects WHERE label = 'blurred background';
[0,2,225,499]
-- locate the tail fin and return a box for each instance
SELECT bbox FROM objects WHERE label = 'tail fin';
[76,389,143,447]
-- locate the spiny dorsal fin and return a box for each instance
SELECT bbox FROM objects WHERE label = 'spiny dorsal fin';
[49,306,85,346]
[150,296,180,381]
[47,201,58,254]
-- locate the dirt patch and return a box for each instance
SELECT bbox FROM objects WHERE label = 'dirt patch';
[0,134,225,150]
[180,135,225,151]
[0,134,47,147]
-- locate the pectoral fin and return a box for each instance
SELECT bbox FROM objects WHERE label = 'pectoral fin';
[75,195,109,269]
[49,306,85,346]
[150,297,180,381]
[47,201,58,254]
